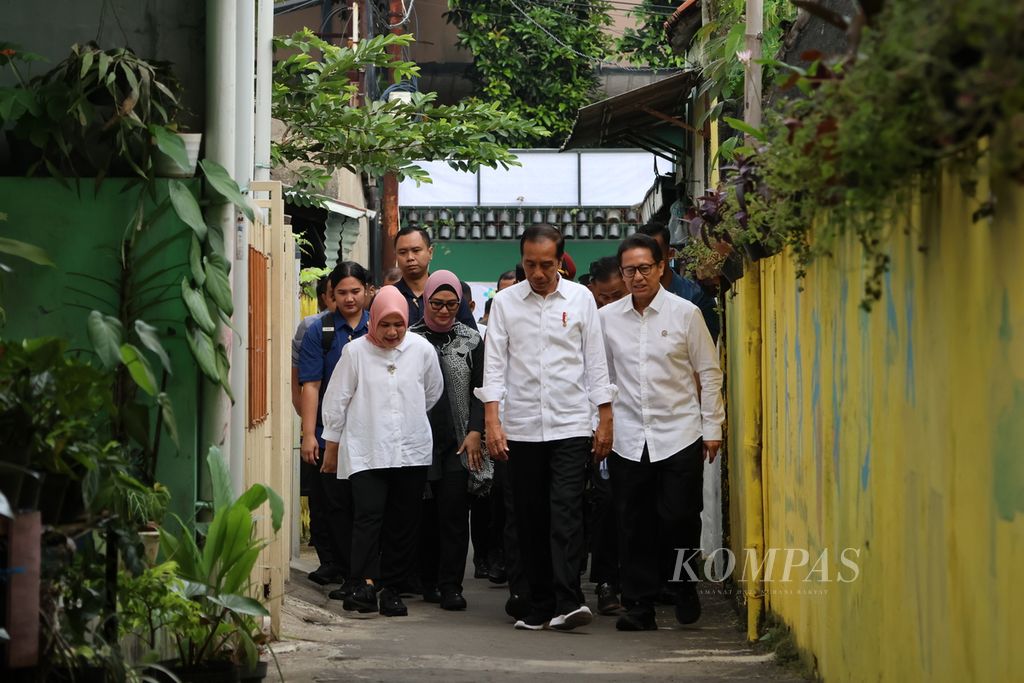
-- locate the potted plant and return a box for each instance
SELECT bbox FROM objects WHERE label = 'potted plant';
[158,447,283,682]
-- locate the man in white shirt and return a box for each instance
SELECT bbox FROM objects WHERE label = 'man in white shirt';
[600,233,724,632]
[477,224,616,631]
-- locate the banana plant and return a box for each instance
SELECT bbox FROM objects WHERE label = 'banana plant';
[158,447,282,669]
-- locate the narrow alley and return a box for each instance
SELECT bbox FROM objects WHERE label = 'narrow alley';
[272,556,803,682]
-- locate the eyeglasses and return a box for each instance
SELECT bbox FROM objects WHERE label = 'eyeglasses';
[427,299,460,312]
[619,263,657,278]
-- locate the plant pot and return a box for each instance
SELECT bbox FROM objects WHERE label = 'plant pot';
[139,524,161,565]
[153,660,239,683]
[238,660,269,683]
[741,239,772,262]
[153,132,203,177]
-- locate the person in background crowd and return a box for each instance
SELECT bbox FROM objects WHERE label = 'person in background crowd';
[638,221,720,343]
[291,276,336,585]
[393,227,478,329]
[410,271,485,611]
[320,286,444,617]
[478,224,616,632]
[496,269,517,292]
[297,263,372,595]
[382,266,403,286]
[600,234,724,631]
[590,256,628,308]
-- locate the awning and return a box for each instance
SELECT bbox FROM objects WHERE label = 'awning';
[284,190,376,220]
[561,70,702,161]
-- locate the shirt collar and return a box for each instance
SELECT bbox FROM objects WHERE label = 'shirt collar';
[334,309,370,333]
[521,274,567,300]
[635,285,667,315]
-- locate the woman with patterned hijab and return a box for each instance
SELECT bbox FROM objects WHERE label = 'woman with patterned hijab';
[410,270,486,611]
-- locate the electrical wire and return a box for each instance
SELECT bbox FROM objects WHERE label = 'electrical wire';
[387,0,418,27]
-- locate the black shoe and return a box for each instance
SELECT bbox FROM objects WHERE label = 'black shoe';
[307,564,345,586]
[422,586,442,603]
[440,591,468,611]
[473,560,490,579]
[504,593,530,620]
[487,561,508,585]
[616,610,658,631]
[342,583,377,613]
[379,587,408,617]
[675,586,702,625]
[328,578,362,601]
[596,583,623,615]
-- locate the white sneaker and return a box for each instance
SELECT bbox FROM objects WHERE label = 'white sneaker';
[550,605,593,631]
[513,618,548,631]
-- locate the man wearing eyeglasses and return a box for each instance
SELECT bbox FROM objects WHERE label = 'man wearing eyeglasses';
[393,226,478,330]
[599,233,724,632]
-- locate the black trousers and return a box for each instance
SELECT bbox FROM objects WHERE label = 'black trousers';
[350,466,429,588]
[469,492,491,568]
[306,463,353,576]
[609,439,704,614]
[494,459,528,596]
[507,437,590,618]
[418,469,470,593]
[587,462,619,588]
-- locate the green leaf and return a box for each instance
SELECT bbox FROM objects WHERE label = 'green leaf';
[120,343,158,395]
[216,343,234,402]
[208,593,270,618]
[207,446,234,515]
[238,484,285,534]
[168,180,208,240]
[200,159,255,222]
[87,310,124,368]
[203,255,234,316]
[156,392,180,450]
[723,117,768,142]
[150,125,189,171]
[185,322,219,381]
[181,277,217,334]
[134,319,172,375]
[189,235,206,287]
[0,237,55,266]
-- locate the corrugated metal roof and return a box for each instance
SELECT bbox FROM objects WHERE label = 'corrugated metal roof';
[561,70,701,153]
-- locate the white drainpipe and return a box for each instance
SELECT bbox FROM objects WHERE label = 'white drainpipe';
[203,0,240,495]
[254,0,273,183]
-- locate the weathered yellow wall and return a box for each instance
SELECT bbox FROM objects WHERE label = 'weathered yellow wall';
[726,160,1024,681]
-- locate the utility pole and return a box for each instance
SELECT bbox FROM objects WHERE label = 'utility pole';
[744,0,764,129]
[379,0,406,273]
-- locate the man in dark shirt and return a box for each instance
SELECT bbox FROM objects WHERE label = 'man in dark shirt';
[638,222,720,343]
[393,227,478,329]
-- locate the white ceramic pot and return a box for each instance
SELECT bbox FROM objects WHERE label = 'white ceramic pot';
[153,132,203,177]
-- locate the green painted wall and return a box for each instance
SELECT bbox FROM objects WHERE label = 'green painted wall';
[431,239,620,282]
[0,178,202,525]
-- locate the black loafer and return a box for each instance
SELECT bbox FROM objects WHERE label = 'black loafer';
[504,593,530,620]
[307,564,345,586]
[488,562,508,585]
[596,583,623,615]
[379,587,408,617]
[328,578,362,601]
[473,561,490,579]
[440,591,467,611]
[616,611,657,631]
[342,583,378,613]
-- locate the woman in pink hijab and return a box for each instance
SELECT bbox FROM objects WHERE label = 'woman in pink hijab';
[409,270,486,612]
[321,285,444,617]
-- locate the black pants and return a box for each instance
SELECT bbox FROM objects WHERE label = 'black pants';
[494,459,528,596]
[469,492,491,569]
[588,462,619,588]
[306,463,353,576]
[350,466,428,588]
[507,437,590,618]
[418,469,470,593]
[609,439,704,615]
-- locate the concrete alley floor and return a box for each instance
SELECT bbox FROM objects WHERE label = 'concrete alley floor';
[269,554,805,682]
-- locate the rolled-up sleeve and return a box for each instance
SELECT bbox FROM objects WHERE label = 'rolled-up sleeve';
[474,294,508,404]
[687,308,724,441]
[582,296,616,406]
[321,345,357,443]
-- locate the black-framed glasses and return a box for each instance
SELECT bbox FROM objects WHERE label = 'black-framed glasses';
[427,298,460,312]
[620,263,657,278]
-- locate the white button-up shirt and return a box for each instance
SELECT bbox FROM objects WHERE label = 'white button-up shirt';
[600,286,724,462]
[475,276,616,442]
[321,333,444,478]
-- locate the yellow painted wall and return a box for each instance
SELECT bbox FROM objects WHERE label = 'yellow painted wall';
[726,160,1024,681]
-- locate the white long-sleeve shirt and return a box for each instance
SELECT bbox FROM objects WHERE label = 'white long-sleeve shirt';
[321,333,444,478]
[475,276,616,442]
[600,286,724,462]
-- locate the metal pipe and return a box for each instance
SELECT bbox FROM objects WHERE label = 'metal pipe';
[203,0,239,497]
[255,0,274,182]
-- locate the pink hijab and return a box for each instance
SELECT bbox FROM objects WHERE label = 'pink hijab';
[423,270,462,333]
[367,285,409,348]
